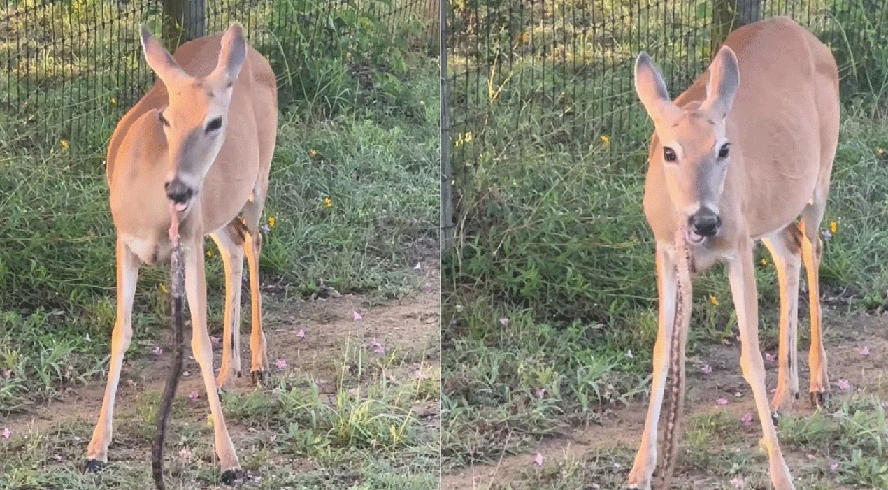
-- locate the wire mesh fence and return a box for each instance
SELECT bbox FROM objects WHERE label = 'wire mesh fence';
[0,0,436,152]
[444,0,888,239]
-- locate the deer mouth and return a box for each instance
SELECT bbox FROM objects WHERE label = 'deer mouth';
[686,227,706,245]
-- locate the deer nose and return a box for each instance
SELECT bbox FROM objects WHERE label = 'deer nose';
[689,209,721,237]
[164,178,194,205]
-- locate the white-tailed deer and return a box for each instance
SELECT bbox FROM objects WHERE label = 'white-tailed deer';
[628,17,838,490]
[84,24,277,481]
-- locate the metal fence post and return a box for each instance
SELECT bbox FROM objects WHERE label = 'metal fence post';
[440,0,453,252]
[712,0,761,50]
[163,0,206,51]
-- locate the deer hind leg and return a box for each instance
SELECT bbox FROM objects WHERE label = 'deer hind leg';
[241,188,268,384]
[801,202,830,407]
[762,225,803,415]
[85,238,140,472]
[183,240,240,474]
[728,238,794,490]
[627,245,677,490]
[210,224,247,390]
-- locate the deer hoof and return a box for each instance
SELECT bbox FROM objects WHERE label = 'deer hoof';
[220,468,246,485]
[771,411,780,427]
[810,391,831,409]
[251,370,266,385]
[83,459,105,473]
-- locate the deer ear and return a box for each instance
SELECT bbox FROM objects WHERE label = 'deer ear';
[140,25,190,87]
[634,52,682,126]
[206,23,247,89]
[700,46,739,119]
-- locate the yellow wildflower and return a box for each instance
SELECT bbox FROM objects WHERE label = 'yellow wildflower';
[60,140,69,149]
[760,258,768,267]
[324,197,332,208]
[601,135,610,146]
[160,284,168,294]
[205,250,213,258]
[709,295,719,306]
[268,216,276,228]
[309,149,318,157]
[110,97,117,106]
[830,221,837,234]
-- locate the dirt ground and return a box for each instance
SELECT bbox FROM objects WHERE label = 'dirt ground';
[442,308,888,490]
[1,262,440,479]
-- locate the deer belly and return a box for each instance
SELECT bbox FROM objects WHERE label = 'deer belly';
[122,234,171,265]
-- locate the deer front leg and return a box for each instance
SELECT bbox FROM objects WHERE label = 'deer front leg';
[627,245,677,489]
[762,227,802,414]
[85,238,140,472]
[183,240,241,478]
[243,229,267,384]
[210,227,245,390]
[727,238,794,490]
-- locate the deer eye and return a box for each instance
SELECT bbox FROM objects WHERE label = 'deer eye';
[663,147,677,163]
[158,112,170,127]
[718,143,730,159]
[206,117,223,133]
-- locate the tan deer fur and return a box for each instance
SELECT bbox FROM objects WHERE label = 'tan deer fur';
[627,17,838,490]
[85,23,277,478]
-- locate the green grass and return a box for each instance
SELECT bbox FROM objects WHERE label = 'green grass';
[0,332,441,490]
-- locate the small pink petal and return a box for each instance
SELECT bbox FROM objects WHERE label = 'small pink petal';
[832,410,843,419]
[296,329,306,339]
[275,359,287,371]
[372,340,385,355]
[152,346,163,356]
[414,262,422,270]
[533,452,544,466]
[700,363,712,374]
[534,388,546,399]
[625,350,633,359]
[189,390,199,402]
[829,460,839,473]
[765,353,776,363]
[740,412,753,427]
[353,311,362,321]
[860,346,870,356]
[210,336,221,346]
[178,448,192,460]
[269,433,277,443]
[730,475,745,488]
[2,427,9,439]
[835,379,852,392]
[716,397,729,406]
[499,317,509,327]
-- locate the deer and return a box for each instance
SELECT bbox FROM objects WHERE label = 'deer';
[84,23,277,482]
[627,16,839,490]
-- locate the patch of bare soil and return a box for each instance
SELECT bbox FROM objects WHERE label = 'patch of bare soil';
[442,309,888,490]
[2,263,440,476]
